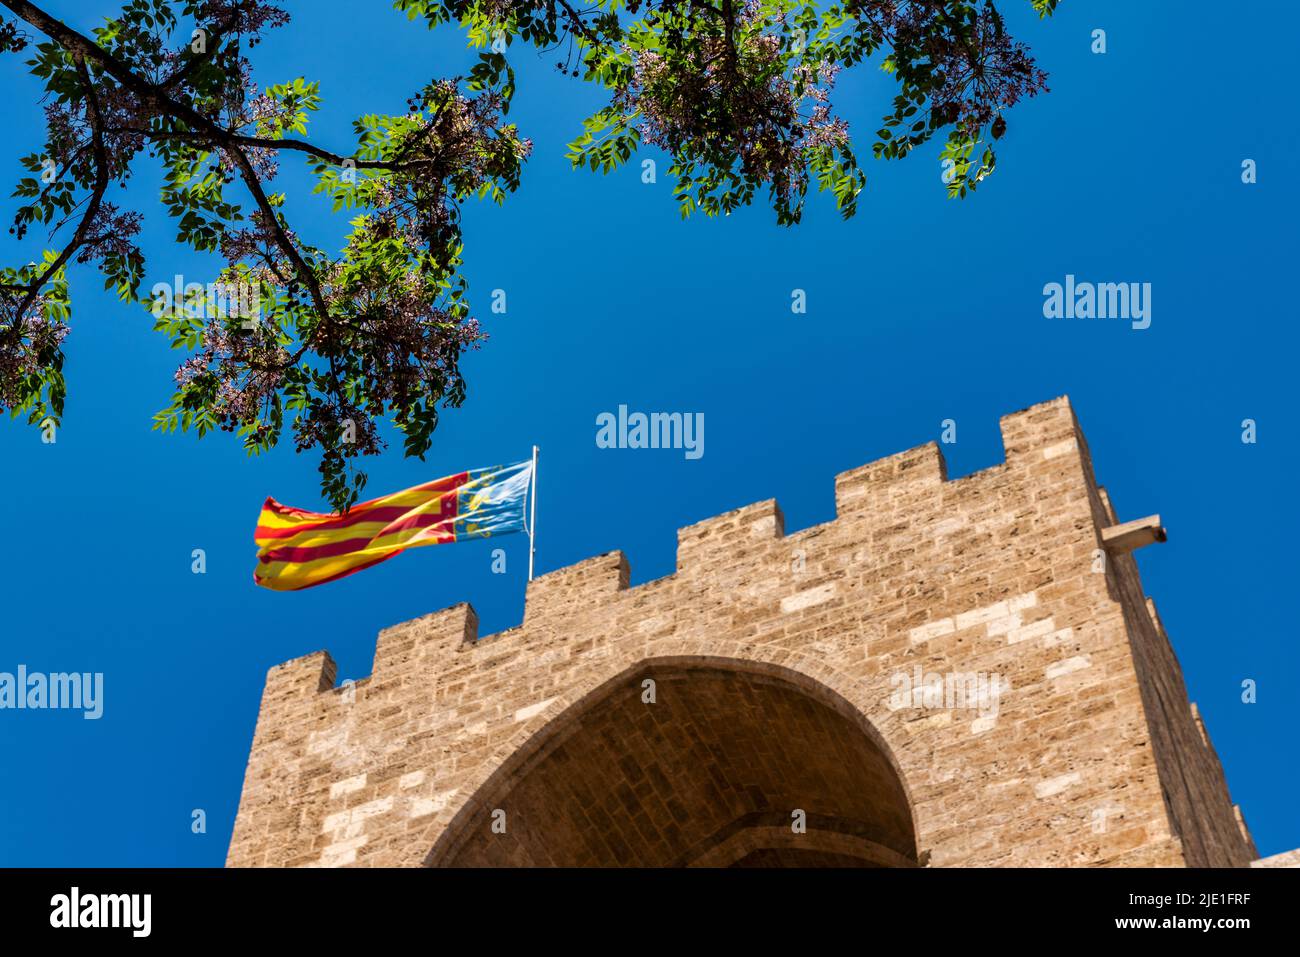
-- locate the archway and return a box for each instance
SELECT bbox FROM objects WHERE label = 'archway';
[428,659,918,867]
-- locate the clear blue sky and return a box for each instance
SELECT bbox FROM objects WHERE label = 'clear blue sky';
[1,0,1295,865]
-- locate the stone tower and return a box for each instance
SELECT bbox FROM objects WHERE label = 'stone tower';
[226,396,1259,867]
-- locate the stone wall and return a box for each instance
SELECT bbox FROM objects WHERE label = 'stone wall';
[226,396,1257,868]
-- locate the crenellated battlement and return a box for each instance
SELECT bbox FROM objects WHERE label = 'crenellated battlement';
[228,396,1260,869]
[267,395,1097,693]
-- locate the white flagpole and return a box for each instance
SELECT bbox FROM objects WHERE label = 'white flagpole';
[527,445,539,582]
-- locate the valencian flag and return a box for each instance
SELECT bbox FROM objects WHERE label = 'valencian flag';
[254,458,535,591]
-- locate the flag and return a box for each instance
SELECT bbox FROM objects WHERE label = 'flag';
[254,460,533,591]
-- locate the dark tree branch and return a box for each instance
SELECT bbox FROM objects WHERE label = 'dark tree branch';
[158,1,247,90]
[1,0,371,339]
[4,50,108,336]
[101,126,444,172]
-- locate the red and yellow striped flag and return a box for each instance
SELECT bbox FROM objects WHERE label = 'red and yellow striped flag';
[253,461,533,591]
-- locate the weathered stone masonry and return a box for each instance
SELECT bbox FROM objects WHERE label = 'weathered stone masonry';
[227,396,1263,867]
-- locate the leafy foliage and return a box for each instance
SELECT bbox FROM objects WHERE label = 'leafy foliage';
[401,0,1054,217]
[1,0,1057,511]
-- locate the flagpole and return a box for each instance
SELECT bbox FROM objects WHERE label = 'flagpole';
[527,445,539,582]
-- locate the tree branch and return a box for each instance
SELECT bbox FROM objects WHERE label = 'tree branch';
[4,50,108,335]
[1,0,352,340]
[158,1,247,90]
